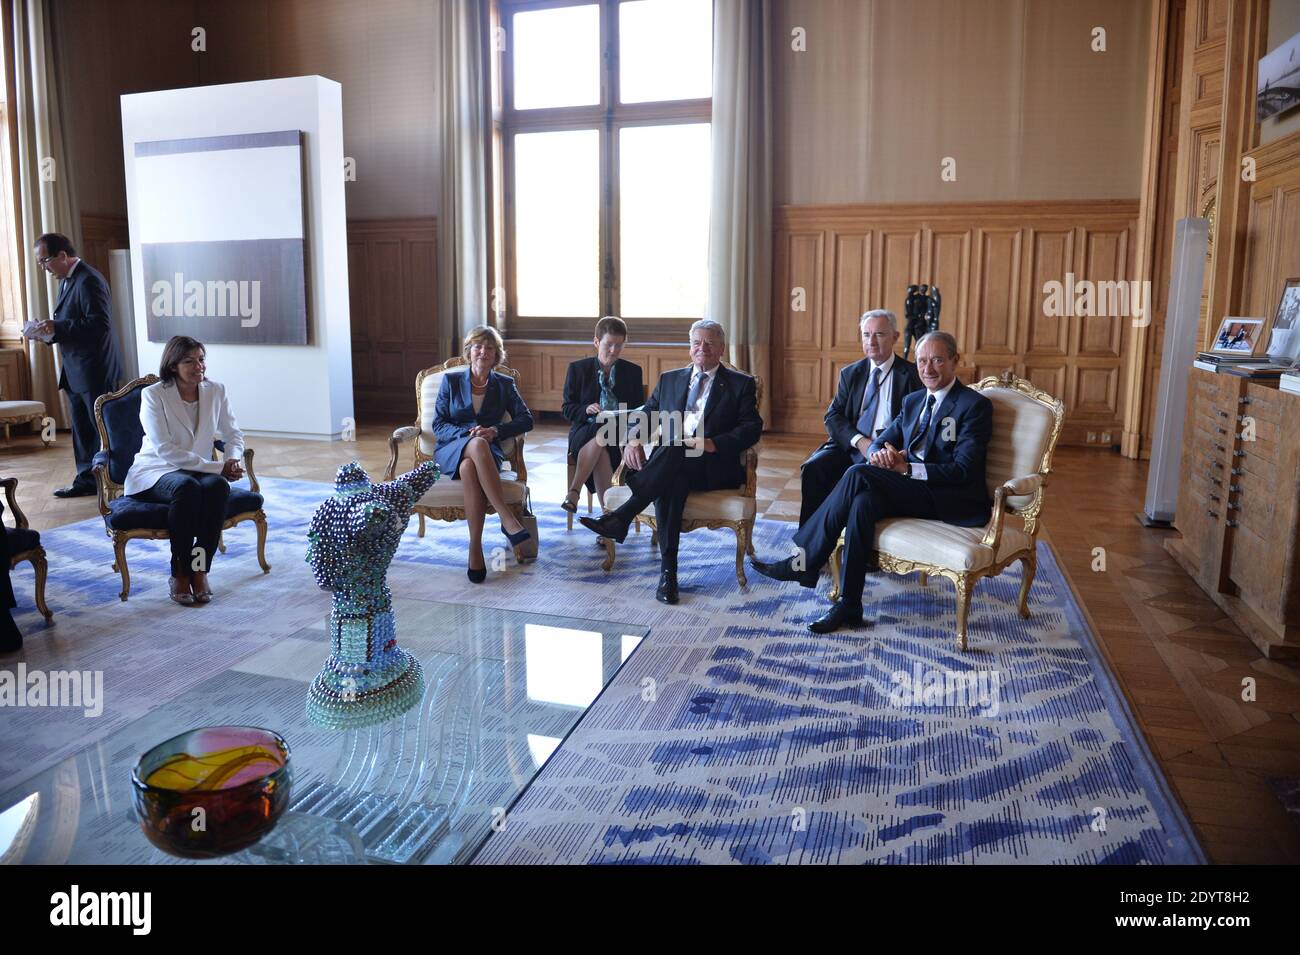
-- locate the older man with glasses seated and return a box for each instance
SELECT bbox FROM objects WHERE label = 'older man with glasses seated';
[798,309,922,528]
[577,319,762,605]
[752,331,993,634]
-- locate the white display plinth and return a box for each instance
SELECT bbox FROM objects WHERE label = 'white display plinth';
[121,76,353,440]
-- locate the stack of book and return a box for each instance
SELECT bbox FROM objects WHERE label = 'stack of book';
[1192,352,1293,377]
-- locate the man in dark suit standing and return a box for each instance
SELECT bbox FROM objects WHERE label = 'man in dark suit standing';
[800,309,922,526]
[579,319,762,604]
[753,331,993,633]
[32,233,124,498]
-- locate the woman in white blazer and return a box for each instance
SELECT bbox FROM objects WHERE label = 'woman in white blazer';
[124,336,246,606]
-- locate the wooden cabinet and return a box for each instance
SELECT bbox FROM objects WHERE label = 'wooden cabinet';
[0,348,31,402]
[1167,367,1300,659]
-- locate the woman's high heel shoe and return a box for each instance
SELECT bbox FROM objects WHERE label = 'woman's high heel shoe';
[560,489,580,514]
[190,571,213,604]
[467,565,487,584]
[169,576,195,606]
[502,524,532,547]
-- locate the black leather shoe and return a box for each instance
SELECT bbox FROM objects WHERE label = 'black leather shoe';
[655,570,679,605]
[579,513,630,544]
[809,601,865,634]
[467,565,487,584]
[751,556,819,588]
[53,485,95,498]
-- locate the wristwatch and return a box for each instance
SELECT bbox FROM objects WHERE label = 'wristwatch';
[905,462,913,478]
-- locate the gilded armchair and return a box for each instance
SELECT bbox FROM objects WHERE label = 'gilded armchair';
[93,375,270,601]
[828,370,1065,650]
[385,357,537,561]
[598,370,762,588]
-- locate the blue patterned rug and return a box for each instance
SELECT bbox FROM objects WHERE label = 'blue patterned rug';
[4,476,1204,864]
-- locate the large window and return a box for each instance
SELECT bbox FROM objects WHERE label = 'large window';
[495,0,712,341]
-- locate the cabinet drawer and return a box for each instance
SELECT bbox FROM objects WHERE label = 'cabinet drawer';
[1238,443,1278,482]
[1228,522,1282,620]
[1231,473,1277,537]
[1194,417,1229,447]
[1241,383,1280,423]
[1236,417,1279,466]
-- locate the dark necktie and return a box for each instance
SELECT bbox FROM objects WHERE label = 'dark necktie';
[686,370,705,413]
[855,367,883,437]
[674,370,705,442]
[908,394,936,457]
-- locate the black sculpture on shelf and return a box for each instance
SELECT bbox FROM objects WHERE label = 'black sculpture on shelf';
[903,284,942,360]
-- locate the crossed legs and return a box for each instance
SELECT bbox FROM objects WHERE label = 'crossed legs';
[789,464,938,609]
[568,435,615,507]
[458,437,525,572]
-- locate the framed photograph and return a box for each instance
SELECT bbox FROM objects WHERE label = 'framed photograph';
[1258,30,1300,122]
[1210,317,1265,356]
[1268,277,1300,363]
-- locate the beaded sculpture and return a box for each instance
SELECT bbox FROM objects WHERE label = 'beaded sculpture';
[305,460,440,729]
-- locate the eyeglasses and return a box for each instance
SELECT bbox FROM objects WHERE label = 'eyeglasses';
[36,255,54,266]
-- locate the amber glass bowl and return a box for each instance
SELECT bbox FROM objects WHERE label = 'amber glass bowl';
[130,725,292,858]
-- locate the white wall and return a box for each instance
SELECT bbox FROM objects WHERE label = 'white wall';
[121,76,353,439]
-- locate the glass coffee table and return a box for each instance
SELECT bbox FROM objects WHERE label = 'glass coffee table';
[0,597,647,864]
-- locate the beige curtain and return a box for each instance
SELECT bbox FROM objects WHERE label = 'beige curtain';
[709,0,773,424]
[437,0,491,358]
[11,0,76,428]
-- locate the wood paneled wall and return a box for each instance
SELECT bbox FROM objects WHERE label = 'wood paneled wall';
[770,200,1139,444]
[80,214,130,277]
[1172,0,1230,348]
[348,218,439,418]
[504,341,690,413]
[0,347,30,402]
[1240,133,1300,325]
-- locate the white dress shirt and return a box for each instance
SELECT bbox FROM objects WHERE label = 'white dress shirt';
[852,355,896,450]
[684,364,719,437]
[908,379,956,481]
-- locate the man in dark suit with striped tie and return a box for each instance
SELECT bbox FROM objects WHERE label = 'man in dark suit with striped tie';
[799,309,922,526]
[752,331,993,633]
[32,232,124,497]
[579,319,762,604]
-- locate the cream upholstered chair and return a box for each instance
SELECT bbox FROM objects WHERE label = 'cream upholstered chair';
[0,388,48,447]
[598,369,761,588]
[828,370,1065,650]
[386,357,537,560]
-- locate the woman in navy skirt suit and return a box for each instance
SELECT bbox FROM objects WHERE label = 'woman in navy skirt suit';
[433,325,535,582]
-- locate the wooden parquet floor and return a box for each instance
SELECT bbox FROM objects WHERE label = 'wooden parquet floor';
[3,415,1297,864]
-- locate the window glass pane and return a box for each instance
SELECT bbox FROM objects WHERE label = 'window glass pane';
[620,0,712,103]
[619,123,710,318]
[512,5,601,110]
[514,130,600,317]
